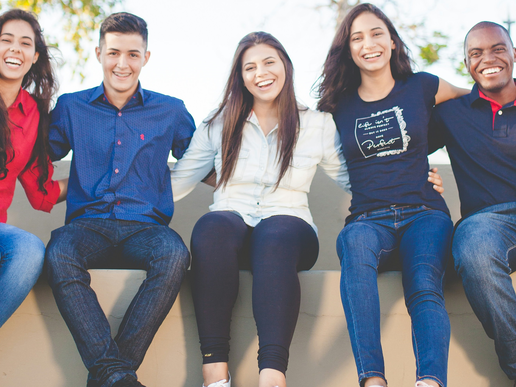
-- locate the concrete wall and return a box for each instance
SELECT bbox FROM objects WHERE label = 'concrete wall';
[0,161,511,387]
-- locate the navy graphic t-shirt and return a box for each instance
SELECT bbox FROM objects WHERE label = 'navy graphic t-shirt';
[332,72,449,222]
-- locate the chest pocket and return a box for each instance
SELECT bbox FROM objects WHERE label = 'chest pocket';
[232,148,250,180]
[493,125,508,138]
[280,155,317,190]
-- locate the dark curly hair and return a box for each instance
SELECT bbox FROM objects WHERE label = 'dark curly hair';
[0,9,58,193]
[316,3,413,113]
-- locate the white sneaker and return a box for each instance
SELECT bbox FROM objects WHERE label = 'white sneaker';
[202,372,231,387]
[415,381,433,387]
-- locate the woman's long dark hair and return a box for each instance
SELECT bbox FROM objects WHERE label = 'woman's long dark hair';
[316,3,413,113]
[0,9,57,193]
[208,31,300,189]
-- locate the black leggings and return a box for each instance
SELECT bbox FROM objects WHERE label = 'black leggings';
[190,211,319,374]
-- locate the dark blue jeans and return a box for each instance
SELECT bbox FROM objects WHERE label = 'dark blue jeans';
[453,202,516,380]
[337,205,452,387]
[46,218,190,387]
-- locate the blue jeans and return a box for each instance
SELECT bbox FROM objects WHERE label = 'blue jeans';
[46,218,190,387]
[0,223,44,327]
[453,202,516,380]
[337,205,452,387]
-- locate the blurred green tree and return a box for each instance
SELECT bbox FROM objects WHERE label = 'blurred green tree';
[0,0,123,80]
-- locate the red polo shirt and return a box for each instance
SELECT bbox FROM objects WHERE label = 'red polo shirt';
[0,88,60,223]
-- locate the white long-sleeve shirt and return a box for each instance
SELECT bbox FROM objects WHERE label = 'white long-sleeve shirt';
[171,108,350,233]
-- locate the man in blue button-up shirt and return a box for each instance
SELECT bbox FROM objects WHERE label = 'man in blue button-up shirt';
[45,13,195,387]
[431,22,516,385]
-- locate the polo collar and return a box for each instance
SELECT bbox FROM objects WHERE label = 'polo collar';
[469,80,516,109]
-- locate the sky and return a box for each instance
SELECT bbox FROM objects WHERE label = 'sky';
[49,0,516,162]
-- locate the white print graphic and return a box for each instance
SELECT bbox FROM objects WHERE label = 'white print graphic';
[354,106,410,158]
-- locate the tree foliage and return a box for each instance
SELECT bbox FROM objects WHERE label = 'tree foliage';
[0,0,123,80]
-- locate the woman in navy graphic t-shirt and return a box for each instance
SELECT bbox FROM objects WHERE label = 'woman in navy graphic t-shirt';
[317,3,467,387]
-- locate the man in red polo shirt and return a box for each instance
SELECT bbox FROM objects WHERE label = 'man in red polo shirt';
[431,22,516,384]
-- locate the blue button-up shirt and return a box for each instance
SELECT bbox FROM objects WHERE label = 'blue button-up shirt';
[49,83,195,225]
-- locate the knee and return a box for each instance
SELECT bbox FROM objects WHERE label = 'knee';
[158,230,190,271]
[404,270,445,311]
[336,223,377,266]
[8,229,45,259]
[453,217,503,278]
[191,212,241,246]
[1,230,44,281]
[44,234,68,271]
[44,231,83,286]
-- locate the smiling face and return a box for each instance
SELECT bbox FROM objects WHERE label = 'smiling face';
[241,43,286,108]
[0,19,38,86]
[95,32,150,106]
[349,12,395,76]
[465,26,516,96]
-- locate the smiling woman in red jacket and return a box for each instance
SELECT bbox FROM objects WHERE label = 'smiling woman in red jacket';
[0,9,66,327]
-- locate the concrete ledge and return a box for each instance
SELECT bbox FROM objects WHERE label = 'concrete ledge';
[3,161,507,386]
[0,270,512,387]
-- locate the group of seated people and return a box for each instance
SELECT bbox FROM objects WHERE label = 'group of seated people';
[0,4,515,387]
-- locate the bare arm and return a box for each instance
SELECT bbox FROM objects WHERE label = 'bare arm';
[56,178,68,203]
[435,78,469,105]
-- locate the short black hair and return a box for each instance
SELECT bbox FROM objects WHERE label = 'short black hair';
[99,12,148,49]
[464,21,514,55]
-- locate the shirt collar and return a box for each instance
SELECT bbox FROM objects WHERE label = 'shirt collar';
[246,110,279,134]
[9,87,29,116]
[88,82,146,106]
[247,110,260,126]
[470,80,516,108]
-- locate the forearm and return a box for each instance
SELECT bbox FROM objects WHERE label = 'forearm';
[56,178,68,203]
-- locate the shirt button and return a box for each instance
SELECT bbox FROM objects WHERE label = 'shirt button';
[118,112,122,117]
[115,168,119,174]
[117,140,121,145]
[498,110,503,115]
[117,200,121,205]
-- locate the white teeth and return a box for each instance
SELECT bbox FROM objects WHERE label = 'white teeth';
[364,53,381,59]
[114,72,130,77]
[257,80,273,87]
[482,67,502,75]
[5,57,21,65]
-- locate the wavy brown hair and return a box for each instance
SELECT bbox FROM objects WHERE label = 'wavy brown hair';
[0,9,57,193]
[207,31,300,189]
[316,3,413,113]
